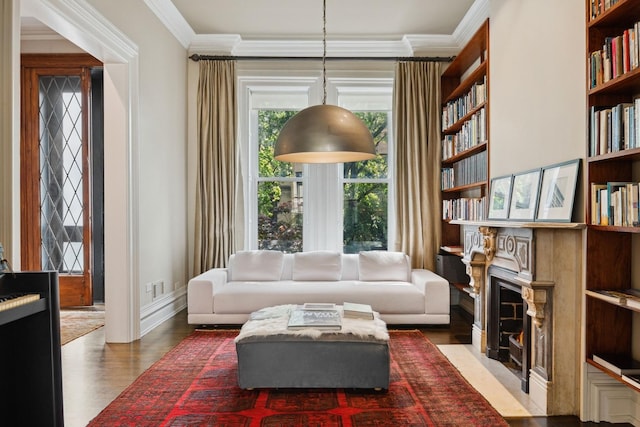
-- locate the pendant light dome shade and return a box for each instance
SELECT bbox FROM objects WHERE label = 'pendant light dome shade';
[274,104,376,163]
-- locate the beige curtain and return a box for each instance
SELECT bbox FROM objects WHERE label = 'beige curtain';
[394,61,443,270]
[194,60,237,273]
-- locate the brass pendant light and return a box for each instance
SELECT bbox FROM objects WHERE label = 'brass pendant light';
[274,0,376,163]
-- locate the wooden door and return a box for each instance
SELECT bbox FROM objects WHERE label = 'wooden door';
[21,54,101,307]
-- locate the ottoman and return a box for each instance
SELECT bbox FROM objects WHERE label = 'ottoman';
[235,305,390,390]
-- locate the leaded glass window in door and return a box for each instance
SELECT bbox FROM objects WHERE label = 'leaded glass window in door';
[39,76,86,274]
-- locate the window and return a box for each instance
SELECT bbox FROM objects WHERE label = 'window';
[342,111,391,253]
[240,67,394,253]
[257,110,303,252]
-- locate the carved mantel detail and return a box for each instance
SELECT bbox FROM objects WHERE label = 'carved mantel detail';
[479,226,497,260]
[466,226,534,281]
[521,286,547,328]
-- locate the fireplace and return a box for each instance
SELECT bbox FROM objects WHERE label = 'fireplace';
[486,265,531,392]
[461,224,582,415]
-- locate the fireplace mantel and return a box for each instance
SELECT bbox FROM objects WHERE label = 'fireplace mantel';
[450,220,585,229]
[456,220,584,416]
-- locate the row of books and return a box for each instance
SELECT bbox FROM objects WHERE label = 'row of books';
[589,22,640,89]
[441,108,487,161]
[589,100,640,156]
[441,76,487,130]
[590,181,640,227]
[589,0,621,21]
[441,151,487,190]
[442,196,486,221]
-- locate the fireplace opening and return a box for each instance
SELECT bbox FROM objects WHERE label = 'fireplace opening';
[487,266,531,393]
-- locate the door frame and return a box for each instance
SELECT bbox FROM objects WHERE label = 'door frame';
[20,53,101,307]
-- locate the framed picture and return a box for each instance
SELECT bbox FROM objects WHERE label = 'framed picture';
[535,159,581,222]
[487,175,513,220]
[508,168,542,221]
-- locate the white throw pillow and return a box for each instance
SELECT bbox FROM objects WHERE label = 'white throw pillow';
[231,250,284,281]
[292,251,342,281]
[358,251,410,281]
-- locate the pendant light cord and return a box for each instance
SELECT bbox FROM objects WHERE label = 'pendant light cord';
[322,0,327,105]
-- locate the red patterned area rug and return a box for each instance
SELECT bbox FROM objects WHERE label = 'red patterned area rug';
[88,330,507,426]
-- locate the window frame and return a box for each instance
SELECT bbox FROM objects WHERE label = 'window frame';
[238,63,395,252]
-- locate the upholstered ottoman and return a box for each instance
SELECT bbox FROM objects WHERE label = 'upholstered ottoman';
[235,305,390,390]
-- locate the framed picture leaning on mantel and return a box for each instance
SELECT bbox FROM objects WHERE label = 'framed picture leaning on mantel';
[508,168,542,221]
[487,175,513,220]
[535,159,581,222]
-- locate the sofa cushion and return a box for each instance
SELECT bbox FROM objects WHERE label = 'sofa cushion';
[230,250,284,281]
[292,251,341,281]
[358,251,410,282]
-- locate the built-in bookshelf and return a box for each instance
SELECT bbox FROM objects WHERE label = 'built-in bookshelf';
[584,0,640,396]
[440,19,489,247]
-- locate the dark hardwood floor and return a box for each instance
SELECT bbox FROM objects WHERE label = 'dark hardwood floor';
[61,305,626,426]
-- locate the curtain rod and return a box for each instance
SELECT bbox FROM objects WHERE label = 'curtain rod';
[188,54,454,62]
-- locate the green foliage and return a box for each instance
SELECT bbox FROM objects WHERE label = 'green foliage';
[256,109,389,253]
[343,112,389,252]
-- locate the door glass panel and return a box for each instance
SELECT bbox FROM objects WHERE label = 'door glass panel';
[39,76,84,274]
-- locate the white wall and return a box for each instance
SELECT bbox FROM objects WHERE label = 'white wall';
[489,0,586,220]
[87,0,189,308]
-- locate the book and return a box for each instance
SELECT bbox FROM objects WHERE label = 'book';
[622,373,640,389]
[303,302,336,310]
[590,183,607,225]
[287,309,342,330]
[343,302,374,320]
[593,353,640,375]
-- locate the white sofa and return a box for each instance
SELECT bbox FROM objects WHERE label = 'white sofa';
[187,250,450,325]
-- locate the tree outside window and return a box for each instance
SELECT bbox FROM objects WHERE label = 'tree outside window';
[256,109,390,253]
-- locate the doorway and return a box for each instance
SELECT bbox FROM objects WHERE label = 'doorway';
[20,54,104,307]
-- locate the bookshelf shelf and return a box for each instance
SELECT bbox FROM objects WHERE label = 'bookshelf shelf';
[442,141,487,165]
[440,19,489,245]
[588,224,640,233]
[444,63,488,104]
[586,290,640,314]
[442,181,485,193]
[588,146,640,163]
[443,104,487,135]
[584,0,640,398]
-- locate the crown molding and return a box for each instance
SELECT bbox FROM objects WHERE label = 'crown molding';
[189,34,242,56]
[403,34,459,57]
[231,39,412,58]
[453,0,490,46]
[150,0,489,58]
[142,0,193,48]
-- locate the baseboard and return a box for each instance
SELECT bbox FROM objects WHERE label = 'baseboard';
[140,287,187,337]
[529,370,549,414]
[471,323,485,353]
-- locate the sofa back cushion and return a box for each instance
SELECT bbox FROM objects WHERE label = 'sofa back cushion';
[358,251,410,282]
[292,251,342,281]
[229,250,284,281]
[341,254,359,280]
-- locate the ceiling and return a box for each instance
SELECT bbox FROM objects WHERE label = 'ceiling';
[170,0,476,40]
[21,0,487,57]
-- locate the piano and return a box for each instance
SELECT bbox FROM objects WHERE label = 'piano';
[0,271,64,426]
